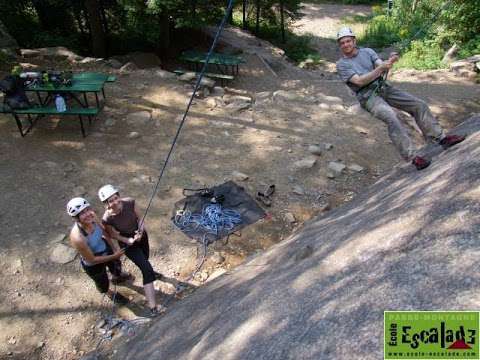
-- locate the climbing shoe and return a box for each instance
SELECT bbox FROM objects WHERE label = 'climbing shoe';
[108,292,129,305]
[148,304,166,317]
[439,134,466,149]
[412,156,431,171]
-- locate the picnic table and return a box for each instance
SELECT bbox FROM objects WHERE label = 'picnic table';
[1,72,115,137]
[27,72,116,109]
[180,50,245,75]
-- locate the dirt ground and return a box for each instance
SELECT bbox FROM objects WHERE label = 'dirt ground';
[1,3,479,359]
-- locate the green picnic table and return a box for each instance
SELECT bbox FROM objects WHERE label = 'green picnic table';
[27,72,115,109]
[180,50,245,75]
[2,72,116,137]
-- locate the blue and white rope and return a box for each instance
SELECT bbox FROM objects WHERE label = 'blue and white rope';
[174,203,242,237]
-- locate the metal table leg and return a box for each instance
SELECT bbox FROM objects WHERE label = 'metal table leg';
[78,115,86,137]
[13,113,25,137]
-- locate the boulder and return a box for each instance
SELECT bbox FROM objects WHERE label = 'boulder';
[179,72,197,82]
[212,86,225,97]
[348,164,365,172]
[308,145,322,156]
[20,49,41,59]
[450,60,477,79]
[106,58,123,69]
[79,57,104,64]
[328,161,346,174]
[224,100,250,113]
[255,91,271,104]
[50,244,77,264]
[128,131,141,139]
[35,47,83,62]
[231,171,249,181]
[124,52,162,69]
[120,62,138,73]
[199,77,215,88]
[153,69,176,80]
[273,90,303,102]
[223,95,252,104]
[293,157,317,170]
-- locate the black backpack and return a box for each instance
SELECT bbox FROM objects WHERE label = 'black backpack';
[0,75,31,110]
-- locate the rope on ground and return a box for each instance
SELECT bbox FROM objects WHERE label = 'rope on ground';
[173,203,242,237]
[157,204,242,308]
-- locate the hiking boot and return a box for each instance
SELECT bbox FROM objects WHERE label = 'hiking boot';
[412,156,431,171]
[108,291,129,305]
[439,134,466,149]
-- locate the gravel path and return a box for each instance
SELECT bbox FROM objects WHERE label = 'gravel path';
[292,2,373,62]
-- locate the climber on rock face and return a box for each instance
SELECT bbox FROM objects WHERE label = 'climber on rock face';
[335,26,466,170]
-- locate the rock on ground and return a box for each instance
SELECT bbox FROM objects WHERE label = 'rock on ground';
[50,244,77,264]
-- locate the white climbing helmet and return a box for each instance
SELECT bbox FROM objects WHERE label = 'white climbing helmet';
[98,184,119,202]
[67,197,90,217]
[337,27,356,41]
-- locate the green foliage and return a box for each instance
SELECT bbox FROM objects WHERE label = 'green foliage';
[458,36,480,59]
[358,0,480,70]
[395,40,446,70]
[359,15,400,48]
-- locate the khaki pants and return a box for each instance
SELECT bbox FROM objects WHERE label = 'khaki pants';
[362,83,444,160]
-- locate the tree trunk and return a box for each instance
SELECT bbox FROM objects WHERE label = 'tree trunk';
[242,0,247,30]
[280,0,285,43]
[157,12,170,54]
[255,0,260,35]
[227,0,233,24]
[84,0,107,58]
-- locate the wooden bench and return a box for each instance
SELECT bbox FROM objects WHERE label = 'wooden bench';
[174,70,234,86]
[0,105,99,137]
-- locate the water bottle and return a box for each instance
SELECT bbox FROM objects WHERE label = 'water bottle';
[55,94,67,112]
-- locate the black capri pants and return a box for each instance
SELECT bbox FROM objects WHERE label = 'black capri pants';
[120,231,156,285]
[81,244,122,293]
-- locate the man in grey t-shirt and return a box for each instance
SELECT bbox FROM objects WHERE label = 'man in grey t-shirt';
[335,27,465,170]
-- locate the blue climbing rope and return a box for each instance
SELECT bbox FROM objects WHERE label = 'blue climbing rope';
[174,204,242,237]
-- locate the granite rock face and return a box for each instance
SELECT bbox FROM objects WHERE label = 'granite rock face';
[114,116,480,360]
